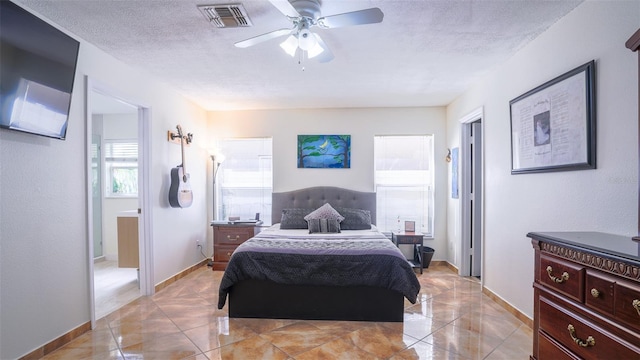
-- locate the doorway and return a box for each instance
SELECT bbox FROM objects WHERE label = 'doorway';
[86,77,153,327]
[459,108,484,279]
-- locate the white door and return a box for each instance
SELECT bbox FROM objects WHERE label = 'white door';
[460,109,484,278]
[469,121,482,277]
[92,134,103,258]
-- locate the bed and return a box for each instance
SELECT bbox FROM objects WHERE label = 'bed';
[217,186,420,322]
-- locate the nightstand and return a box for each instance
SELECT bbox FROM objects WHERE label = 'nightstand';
[210,221,262,271]
[392,231,424,273]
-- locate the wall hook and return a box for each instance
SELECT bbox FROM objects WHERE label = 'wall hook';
[167,127,193,145]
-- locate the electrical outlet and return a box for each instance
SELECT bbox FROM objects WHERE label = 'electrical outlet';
[196,239,202,247]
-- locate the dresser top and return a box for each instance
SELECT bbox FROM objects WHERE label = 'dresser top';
[528,231,640,264]
[211,220,263,227]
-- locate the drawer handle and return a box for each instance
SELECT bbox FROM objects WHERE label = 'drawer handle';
[546,266,569,283]
[226,235,240,241]
[590,288,600,298]
[226,252,232,257]
[633,299,640,317]
[567,325,595,347]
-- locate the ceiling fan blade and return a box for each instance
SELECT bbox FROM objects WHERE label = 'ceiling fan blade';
[268,0,301,18]
[313,34,334,63]
[318,8,384,28]
[234,28,293,48]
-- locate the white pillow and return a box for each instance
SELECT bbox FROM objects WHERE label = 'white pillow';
[303,203,345,222]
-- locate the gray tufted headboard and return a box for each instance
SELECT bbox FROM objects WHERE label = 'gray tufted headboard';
[272,186,376,225]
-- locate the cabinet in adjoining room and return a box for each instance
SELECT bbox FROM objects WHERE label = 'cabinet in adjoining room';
[117,210,139,268]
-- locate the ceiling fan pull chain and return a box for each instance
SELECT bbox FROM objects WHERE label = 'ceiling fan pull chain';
[298,49,306,71]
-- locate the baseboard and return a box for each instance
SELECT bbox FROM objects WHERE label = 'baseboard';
[444,261,458,273]
[19,321,91,360]
[104,253,118,262]
[155,259,209,293]
[482,286,533,329]
[427,260,459,273]
[429,261,532,329]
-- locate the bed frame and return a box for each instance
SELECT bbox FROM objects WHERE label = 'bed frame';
[227,186,404,322]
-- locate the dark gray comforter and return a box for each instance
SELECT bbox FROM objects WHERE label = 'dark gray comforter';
[217,227,421,309]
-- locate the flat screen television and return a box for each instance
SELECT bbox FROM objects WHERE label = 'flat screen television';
[0,1,80,140]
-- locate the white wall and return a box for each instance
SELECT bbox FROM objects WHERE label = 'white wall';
[446,0,639,319]
[103,113,137,139]
[0,5,209,359]
[207,107,449,256]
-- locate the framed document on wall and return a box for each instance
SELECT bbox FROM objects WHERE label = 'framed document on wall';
[510,60,596,174]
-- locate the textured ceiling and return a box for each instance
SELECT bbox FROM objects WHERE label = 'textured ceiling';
[16,0,583,111]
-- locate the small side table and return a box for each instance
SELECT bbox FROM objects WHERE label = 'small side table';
[392,231,424,273]
[210,221,262,270]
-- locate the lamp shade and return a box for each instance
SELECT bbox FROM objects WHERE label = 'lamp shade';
[297,29,317,50]
[280,35,298,57]
[307,33,325,58]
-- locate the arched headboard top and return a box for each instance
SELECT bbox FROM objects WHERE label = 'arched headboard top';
[272,186,376,225]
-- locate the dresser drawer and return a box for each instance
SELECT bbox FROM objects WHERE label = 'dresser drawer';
[538,331,580,360]
[614,280,640,333]
[539,295,640,359]
[213,245,237,262]
[539,255,585,302]
[215,226,254,245]
[585,269,615,316]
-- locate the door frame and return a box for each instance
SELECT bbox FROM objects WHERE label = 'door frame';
[85,76,154,329]
[459,107,484,280]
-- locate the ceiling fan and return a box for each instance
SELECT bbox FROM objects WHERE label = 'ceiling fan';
[234,0,384,63]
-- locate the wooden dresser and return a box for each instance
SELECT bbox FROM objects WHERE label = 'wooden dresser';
[528,232,640,359]
[211,221,262,271]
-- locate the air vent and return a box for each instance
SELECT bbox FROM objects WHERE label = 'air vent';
[197,4,252,28]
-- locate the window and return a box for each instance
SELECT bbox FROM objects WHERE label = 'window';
[374,135,434,236]
[104,140,138,197]
[217,138,273,224]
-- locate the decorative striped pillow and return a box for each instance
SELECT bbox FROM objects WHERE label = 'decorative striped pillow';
[307,219,341,234]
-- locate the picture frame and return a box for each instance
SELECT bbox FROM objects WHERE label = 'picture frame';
[404,221,415,232]
[451,147,459,199]
[297,135,351,168]
[510,60,596,174]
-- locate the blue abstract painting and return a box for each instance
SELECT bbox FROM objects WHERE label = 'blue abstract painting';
[297,135,351,168]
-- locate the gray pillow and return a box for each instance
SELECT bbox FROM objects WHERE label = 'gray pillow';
[336,208,371,230]
[303,203,345,222]
[307,219,341,234]
[280,208,313,229]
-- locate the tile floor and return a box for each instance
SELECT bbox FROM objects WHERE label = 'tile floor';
[94,260,142,320]
[44,265,532,359]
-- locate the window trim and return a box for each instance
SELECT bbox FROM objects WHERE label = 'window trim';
[374,135,435,237]
[215,137,273,224]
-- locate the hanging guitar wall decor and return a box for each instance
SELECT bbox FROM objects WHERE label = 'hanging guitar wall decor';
[168,125,194,208]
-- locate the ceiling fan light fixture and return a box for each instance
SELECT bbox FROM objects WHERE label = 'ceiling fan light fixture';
[307,34,325,58]
[237,0,383,63]
[297,29,317,50]
[280,35,298,57]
